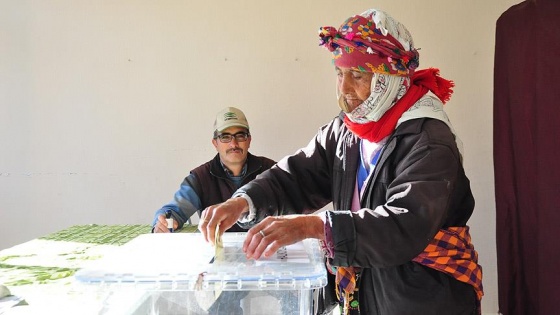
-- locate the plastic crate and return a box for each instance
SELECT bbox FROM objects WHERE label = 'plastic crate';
[74,233,327,315]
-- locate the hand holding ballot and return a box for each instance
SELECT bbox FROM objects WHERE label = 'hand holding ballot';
[199,197,325,260]
[198,197,249,246]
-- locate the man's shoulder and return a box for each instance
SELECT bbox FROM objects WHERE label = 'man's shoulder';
[247,153,276,169]
[191,155,220,174]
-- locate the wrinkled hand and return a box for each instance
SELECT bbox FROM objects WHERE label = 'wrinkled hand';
[153,214,178,233]
[198,197,249,245]
[243,214,324,260]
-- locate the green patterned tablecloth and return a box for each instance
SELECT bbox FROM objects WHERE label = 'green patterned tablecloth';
[39,223,198,245]
[39,224,152,245]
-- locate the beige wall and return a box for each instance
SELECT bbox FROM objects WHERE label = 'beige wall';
[0,0,522,313]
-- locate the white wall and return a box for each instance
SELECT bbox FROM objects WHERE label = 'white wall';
[0,0,522,313]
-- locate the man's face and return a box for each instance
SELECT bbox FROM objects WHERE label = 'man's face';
[336,66,374,112]
[212,126,251,168]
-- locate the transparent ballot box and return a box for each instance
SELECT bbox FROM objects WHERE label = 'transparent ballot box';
[74,233,328,315]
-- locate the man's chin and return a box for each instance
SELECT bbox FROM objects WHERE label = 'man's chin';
[226,152,246,160]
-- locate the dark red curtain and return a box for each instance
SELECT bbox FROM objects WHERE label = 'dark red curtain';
[493,1,560,314]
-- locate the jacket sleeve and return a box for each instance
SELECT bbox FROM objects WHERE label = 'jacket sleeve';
[329,119,473,268]
[152,174,203,229]
[236,118,344,227]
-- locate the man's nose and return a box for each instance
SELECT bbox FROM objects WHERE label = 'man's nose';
[229,137,239,146]
[339,76,353,94]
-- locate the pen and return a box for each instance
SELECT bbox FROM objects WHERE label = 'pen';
[165,210,174,233]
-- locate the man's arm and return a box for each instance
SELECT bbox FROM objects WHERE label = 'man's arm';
[235,118,343,228]
[152,174,202,232]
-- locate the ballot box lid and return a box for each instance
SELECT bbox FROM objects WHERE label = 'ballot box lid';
[74,232,328,291]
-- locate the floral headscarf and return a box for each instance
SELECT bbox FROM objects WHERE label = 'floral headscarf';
[319,9,454,143]
[319,9,419,76]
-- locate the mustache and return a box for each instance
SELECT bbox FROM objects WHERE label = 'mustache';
[226,147,243,153]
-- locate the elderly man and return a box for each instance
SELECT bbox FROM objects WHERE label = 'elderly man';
[199,9,483,315]
[151,106,275,233]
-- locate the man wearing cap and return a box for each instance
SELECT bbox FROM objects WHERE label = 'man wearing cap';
[151,107,275,233]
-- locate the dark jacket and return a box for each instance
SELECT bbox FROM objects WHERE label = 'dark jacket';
[191,152,276,232]
[237,114,477,314]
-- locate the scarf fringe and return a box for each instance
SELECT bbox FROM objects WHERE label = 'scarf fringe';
[414,68,455,104]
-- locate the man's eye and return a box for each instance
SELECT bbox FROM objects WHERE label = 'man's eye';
[352,71,365,78]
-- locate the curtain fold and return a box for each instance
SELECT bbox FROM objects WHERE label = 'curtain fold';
[493,1,560,314]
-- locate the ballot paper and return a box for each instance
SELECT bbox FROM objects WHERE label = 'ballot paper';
[212,224,224,303]
[214,224,223,262]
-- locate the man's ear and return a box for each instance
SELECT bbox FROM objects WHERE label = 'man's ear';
[212,138,218,149]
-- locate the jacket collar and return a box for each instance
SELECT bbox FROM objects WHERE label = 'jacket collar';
[209,152,260,179]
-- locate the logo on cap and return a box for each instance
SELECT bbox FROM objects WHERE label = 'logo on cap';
[223,112,238,121]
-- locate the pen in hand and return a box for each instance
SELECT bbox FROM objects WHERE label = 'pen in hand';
[165,210,174,233]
